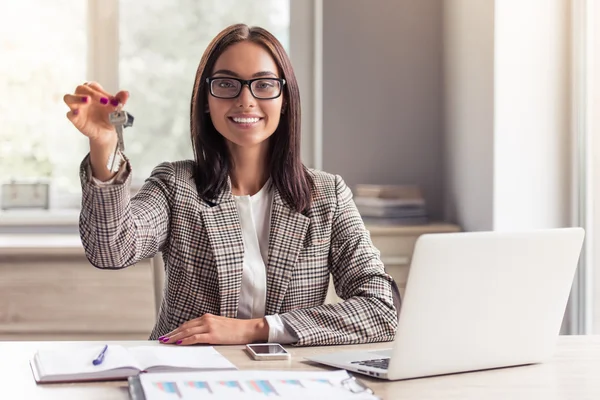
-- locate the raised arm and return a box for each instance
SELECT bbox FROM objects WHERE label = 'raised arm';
[79,157,175,269]
[64,82,175,269]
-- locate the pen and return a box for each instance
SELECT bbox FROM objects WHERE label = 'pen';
[92,345,108,366]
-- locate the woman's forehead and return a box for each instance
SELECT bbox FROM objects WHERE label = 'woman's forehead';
[212,41,279,77]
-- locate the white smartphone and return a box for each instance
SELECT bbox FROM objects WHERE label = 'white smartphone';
[245,343,291,361]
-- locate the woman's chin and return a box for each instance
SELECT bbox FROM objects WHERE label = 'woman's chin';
[225,133,272,148]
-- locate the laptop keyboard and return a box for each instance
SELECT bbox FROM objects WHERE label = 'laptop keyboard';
[351,358,390,370]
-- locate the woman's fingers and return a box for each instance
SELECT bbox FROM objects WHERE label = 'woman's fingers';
[84,81,111,97]
[63,94,90,110]
[71,84,113,106]
[113,90,129,106]
[85,82,126,107]
[176,334,211,346]
[66,109,80,123]
[160,322,209,344]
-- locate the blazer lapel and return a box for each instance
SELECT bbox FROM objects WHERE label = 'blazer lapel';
[201,180,244,318]
[264,188,310,315]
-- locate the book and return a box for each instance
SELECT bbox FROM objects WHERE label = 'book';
[354,184,422,200]
[30,344,237,383]
[128,369,380,400]
[354,196,425,208]
[362,216,429,226]
[356,204,427,218]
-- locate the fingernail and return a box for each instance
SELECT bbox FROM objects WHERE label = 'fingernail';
[158,336,164,340]
[73,109,79,115]
[81,96,88,103]
[161,337,169,342]
[100,97,108,105]
[176,340,182,345]
[110,98,119,106]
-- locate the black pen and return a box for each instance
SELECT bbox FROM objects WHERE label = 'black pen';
[92,345,108,366]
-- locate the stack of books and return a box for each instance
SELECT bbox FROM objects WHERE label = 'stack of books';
[353,184,428,226]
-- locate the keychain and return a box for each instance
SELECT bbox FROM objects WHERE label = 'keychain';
[106,107,134,172]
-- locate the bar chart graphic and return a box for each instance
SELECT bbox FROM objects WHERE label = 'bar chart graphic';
[185,381,213,394]
[142,375,352,399]
[247,380,279,396]
[218,380,244,391]
[153,381,182,398]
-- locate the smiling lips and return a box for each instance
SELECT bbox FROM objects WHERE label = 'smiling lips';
[229,115,263,127]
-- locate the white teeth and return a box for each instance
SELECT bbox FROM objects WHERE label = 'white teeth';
[232,117,260,124]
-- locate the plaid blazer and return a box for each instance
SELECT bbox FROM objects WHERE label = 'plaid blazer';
[79,156,398,346]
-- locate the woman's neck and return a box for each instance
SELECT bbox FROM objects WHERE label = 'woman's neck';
[228,142,270,196]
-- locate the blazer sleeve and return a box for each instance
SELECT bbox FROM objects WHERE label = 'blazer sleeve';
[279,175,398,346]
[78,154,175,269]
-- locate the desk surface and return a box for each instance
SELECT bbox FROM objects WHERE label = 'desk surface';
[2,336,600,400]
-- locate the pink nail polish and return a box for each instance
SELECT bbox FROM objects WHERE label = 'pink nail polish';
[73,109,79,115]
[81,96,88,103]
[161,337,169,342]
[100,97,108,105]
[176,340,182,345]
[110,98,119,106]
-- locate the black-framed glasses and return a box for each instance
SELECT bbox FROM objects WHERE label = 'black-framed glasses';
[206,77,286,100]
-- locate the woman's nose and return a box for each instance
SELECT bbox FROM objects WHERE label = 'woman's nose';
[236,85,256,108]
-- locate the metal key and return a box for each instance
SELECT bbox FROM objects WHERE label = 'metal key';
[107,109,134,172]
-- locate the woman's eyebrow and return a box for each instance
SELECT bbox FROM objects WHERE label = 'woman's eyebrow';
[212,69,277,78]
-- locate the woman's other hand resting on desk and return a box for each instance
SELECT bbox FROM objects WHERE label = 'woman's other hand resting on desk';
[157,314,269,345]
[63,82,130,182]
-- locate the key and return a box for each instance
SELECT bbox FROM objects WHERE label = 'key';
[106,109,134,172]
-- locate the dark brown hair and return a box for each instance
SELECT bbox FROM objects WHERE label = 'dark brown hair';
[190,24,313,213]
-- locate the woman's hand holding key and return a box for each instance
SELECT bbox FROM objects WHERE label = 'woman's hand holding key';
[63,82,130,181]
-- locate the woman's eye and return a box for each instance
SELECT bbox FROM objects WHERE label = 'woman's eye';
[218,82,234,88]
[256,82,274,89]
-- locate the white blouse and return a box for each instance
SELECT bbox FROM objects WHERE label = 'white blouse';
[93,174,296,344]
[233,179,296,343]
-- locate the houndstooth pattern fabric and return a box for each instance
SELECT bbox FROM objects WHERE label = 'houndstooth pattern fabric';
[79,155,398,346]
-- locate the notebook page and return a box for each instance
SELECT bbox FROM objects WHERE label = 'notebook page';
[137,370,379,400]
[128,346,237,372]
[36,344,140,377]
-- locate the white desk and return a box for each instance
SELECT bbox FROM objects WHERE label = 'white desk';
[1,336,600,399]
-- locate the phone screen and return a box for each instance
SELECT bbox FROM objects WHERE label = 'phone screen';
[249,344,288,354]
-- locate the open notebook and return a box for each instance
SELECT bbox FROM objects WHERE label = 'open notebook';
[30,345,237,383]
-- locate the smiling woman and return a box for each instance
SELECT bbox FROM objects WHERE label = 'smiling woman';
[66,24,398,348]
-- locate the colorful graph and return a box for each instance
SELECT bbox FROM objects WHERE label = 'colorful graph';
[219,380,244,391]
[247,380,279,396]
[153,381,182,398]
[280,379,304,388]
[185,381,213,394]
[312,379,333,386]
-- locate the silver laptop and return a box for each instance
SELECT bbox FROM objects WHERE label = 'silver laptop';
[306,228,585,380]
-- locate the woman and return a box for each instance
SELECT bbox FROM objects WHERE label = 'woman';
[64,24,398,347]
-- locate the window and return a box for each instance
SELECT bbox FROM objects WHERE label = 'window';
[0,0,88,209]
[1,0,292,210]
